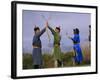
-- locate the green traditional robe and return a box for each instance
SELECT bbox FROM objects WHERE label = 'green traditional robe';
[48,26,62,61]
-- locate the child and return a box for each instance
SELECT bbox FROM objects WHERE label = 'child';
[32,25,46,69]
[67,28,83,65]
[46,22,62,67]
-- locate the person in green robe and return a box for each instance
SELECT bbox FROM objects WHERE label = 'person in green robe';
[46,22,62,67]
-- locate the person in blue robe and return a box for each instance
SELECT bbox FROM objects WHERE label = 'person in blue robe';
[68,28,83,64]
[32,25,46,69]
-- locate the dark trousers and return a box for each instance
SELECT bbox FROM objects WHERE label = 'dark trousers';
[57,60,62,67]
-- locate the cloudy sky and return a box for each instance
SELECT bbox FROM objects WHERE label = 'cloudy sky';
[22,10,91,54]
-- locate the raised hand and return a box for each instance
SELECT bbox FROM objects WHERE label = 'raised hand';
[66,32,71,39]
[45,21,49,28]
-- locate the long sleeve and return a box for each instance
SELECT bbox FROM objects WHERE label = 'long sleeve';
[71,34,80,43]
[48,26,55,35]
[36,28,46,37]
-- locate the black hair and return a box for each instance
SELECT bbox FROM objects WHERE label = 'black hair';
[56,27,60,32]
[73,28,79,34]
[34,27,40,31]
[73,29,76,32]
[75,28,79,34]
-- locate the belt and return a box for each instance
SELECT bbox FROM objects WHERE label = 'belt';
[54,44,60,46]
[74,42,79,44]
[33,45,40,48]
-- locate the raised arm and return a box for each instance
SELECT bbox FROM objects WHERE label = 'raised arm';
[45,21,55,35]
[36,28,46,37]
[48,26,55,35]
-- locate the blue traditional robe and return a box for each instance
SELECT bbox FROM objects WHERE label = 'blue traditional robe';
[71,34,83,63]
[32,28,46,66]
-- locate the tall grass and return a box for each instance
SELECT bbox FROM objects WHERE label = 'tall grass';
[23,46,90,69]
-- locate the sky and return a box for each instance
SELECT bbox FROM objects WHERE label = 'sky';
[22,10,91,54]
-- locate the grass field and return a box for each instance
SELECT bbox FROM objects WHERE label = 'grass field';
[23,46,91,69]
